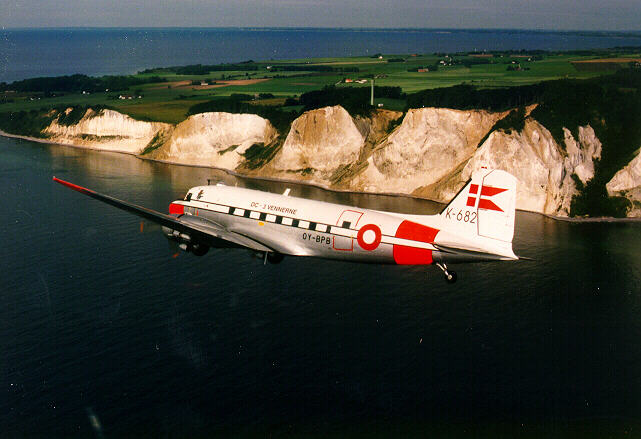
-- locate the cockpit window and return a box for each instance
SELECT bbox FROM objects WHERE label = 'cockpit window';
[184,192,192,201]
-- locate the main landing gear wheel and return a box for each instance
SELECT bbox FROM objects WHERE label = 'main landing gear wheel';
[266,252,284,264]
[436,263,457,283]
[191,243,209,256]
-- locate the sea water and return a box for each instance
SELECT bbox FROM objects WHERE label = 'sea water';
[2,28,641,83]
[1,136,641,435]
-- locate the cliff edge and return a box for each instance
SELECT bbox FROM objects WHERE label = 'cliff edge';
[44,108,170,154]
[607,148,641,216]
[5,104,636,217]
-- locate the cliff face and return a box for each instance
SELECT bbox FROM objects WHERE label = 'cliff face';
[607,148,641,216]
[422,121,602,215]
[272,106,364,177]
[23,105,624,217]
[348,113,602,216]
[350,108,506,194]
[148,112,278,169]
[44,108,170,154]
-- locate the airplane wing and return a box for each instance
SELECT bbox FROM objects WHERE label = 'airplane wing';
[52,177,274,253]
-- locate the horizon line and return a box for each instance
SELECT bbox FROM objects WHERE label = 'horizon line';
[2,26,641,34]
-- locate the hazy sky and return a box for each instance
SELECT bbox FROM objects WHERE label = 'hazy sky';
[1,0,640,31]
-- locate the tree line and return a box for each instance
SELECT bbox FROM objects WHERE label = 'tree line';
[0,74,164,94]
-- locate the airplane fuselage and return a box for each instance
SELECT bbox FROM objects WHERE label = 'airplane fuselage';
[53,168,519,282]
[168,183,515,266]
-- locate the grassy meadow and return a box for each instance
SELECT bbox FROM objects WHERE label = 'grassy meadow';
[3,49,639,124]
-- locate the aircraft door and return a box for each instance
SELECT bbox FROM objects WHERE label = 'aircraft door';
[333,210,363,251]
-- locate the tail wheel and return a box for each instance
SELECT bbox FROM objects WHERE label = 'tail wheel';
[446,271,457,283]
[436,262,457,283]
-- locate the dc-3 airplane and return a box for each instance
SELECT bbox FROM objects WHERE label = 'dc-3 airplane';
[53,168,521,283]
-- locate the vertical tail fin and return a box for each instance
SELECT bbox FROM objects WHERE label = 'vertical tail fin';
[439,169,517,243]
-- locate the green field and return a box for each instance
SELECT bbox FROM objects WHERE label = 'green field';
[2,49,640,124]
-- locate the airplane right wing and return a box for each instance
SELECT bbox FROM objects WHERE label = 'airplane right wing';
[52,177,275,253]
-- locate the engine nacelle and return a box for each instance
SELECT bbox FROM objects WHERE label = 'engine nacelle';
[162,226,209,256]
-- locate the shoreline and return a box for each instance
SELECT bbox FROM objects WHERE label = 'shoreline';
[2,129,640,223]
[0,129,140,156]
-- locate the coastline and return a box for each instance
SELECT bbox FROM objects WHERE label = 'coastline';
[541,214,641,223]
[0,129,140,156]
[2,129,639,223]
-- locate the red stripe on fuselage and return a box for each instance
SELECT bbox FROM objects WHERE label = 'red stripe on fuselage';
[169,203,184,215]
[393,220,439,265]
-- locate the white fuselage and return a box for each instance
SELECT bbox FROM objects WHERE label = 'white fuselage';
[170,184,516,265]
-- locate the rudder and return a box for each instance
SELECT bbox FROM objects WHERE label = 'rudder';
[439,169,517,243]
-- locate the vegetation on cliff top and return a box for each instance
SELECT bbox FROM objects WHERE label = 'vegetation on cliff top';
[187,97,298,135]
[0,105,111,137]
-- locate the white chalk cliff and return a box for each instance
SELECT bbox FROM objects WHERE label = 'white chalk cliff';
[149,112,278,169]
[607,148,641,216]
[25,105,631,216]
[44,108,170,154]
[426,121,602,215]
[350,108,506,194]
[272,106,364,177]
[349,114,602,216]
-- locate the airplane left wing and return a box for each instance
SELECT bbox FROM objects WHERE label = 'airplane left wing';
[52,177,274,253]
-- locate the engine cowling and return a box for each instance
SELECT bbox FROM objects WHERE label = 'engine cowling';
[162,226,209,256]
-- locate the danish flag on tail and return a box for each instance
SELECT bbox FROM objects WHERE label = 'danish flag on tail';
[466,184,508,212]
[440,168,517,243]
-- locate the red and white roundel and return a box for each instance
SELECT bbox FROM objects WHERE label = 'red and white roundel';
[357,224,382,251]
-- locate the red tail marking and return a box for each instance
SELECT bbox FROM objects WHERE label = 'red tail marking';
[466,184,507,212]
[480,186,507,197]
[478,199,503,212]
[393,220,439,265]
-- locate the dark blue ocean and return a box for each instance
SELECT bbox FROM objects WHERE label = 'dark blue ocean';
[2,133,641,437]
[2,28,641,83]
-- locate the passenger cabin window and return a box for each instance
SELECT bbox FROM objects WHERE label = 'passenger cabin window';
[184,192,192,201]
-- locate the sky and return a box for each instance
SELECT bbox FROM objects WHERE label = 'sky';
[1,0,640,31]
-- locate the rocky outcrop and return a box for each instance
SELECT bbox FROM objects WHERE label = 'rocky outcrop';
[421,120,602,215]
[564,126,602,184]
[265,106,402,185]
[350,108,506,194]
[44,108,170,154]
[148,112,278,169]
[607,148,641,217]
[272,106,364,178]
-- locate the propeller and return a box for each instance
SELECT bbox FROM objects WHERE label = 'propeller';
[168,239,181,258]
[140,220,181,258]
[139,220,163,234]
